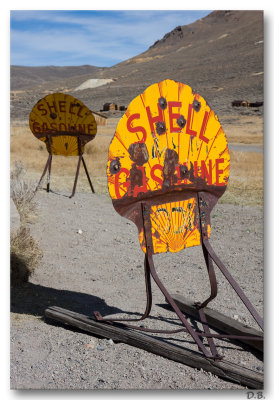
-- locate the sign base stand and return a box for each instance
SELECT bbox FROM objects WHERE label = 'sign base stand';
[93,195,263,360]
[35,136,95,198]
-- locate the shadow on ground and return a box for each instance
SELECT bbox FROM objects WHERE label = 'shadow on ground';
[10,281,122,319]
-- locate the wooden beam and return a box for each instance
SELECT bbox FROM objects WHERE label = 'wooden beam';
[45,306,263,389]
[169,293,263,353]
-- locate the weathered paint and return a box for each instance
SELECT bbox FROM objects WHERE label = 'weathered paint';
[107,80,230,254]
[29,93,97,156]
[140,198,202,253]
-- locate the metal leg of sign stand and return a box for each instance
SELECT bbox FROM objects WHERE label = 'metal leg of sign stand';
[70,154,82,199]
[194,242,220,358]
[70,138,83,199]
[94,202,215,359]
[46,154,52,193]
[201,238,263,330]
[35,153,52,193]
[70,139,96,198]
[146,253,215,358]
[94,253,153,325]
[197,192,263,332]
[82,156,95,193]
[94,198,263,359]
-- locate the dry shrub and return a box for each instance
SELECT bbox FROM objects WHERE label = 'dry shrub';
[10,161,43,286]
[10,160,37,223]
[10,226,43,286]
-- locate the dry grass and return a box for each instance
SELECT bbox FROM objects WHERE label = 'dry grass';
[221,114,263,145]
[10,123,113,178]
[221,151,263,205]
[10,226,43,286]
[10,160,38,224]
[10,115,263,205]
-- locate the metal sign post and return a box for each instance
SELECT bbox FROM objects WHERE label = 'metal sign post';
[97,79,263,360]
[29,93,97,197]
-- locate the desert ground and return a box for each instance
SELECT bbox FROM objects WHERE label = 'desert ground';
[10,112,264,390]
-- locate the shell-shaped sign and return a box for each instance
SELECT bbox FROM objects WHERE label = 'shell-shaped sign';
[107,79,230,254]
[29,93,97,156]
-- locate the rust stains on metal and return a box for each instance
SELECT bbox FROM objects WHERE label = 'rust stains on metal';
[158,97,167,110]
[163,149,179,189]
[128,142,149,166]
[129,164,145,195]
[156,121,166,135]
[176,115,186,128]
[110,157,121,174]
[193,99,201,112]
[179,164,189,178]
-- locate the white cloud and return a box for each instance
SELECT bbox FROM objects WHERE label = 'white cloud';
[10,10,211,66]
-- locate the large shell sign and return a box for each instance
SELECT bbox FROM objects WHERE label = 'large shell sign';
[107,79,230,254]
[29,93,97,156]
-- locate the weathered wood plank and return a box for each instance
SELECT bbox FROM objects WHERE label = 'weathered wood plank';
[45,306,263,389]
[169,293,263,353]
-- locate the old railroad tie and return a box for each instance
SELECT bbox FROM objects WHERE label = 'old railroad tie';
[45,306,263,389]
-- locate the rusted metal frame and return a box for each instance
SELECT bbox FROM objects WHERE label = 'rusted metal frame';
[35,131,95,140]
[93,203,194,334]
[199,242,218,309]
[69,137,83,199]
[197,307,221,359]
[145,254,215,358]
[94,250,153,324]
[35,135,52,193]
[141,202,217,359]
[46,136,53,193]
[35,154,51,192]
[195,245,220,358]
[94,201,227,357]
[93,204,200,337]
[93,196,262,355]
[81,156,95,194]
[203,238,263,331]
[46,155,52,193]
[193,191,221,357]
[197,192,263,332]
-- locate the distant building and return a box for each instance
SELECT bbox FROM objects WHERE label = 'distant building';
[103,103,118,111]
[232,100,250,107]
[119,105,127,111]
[232,100,263,108]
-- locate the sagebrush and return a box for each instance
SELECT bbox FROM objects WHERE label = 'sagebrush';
[10,160,43,285]
[10,226,43,286]
[10,160,38,223]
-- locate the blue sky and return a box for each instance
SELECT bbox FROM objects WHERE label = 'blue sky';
[10,10,211,67]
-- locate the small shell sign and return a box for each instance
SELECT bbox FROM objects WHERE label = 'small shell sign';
[107,79,230,254]
[29,93,97,156]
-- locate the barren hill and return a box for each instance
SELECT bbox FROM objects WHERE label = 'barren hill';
[10,10,264,121]
[10,65,104,91]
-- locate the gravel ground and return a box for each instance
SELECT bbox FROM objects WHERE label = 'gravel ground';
[10,190,263,391]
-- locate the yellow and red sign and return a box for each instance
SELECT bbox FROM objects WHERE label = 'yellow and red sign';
[107,79,230,254]
[29,93,97,156]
